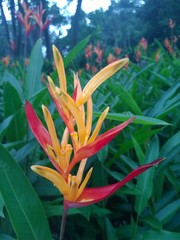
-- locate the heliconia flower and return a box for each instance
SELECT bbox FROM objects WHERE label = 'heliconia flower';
[107,53,118,64]
[17,1,35,36]
[154,50,161,62]
[135,49,141,62]
[31,1,54,36]
[25,44,165,240]
[94,41,104,65]
[164,38,174,55]
[47,46,129,150]
[31,158,164,209]
[139,37,148,50]
[85,44,93,59]
[1,56,10,67]
[114,47,122,56]
[25,101,135,178]
[24,58,30,66]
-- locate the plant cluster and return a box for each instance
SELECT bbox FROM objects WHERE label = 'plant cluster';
[0,30,179,240]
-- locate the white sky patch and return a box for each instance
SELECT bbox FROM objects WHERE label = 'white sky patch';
[53,0,111,15]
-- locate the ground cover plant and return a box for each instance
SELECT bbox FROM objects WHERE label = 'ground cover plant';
[0,2,179,239]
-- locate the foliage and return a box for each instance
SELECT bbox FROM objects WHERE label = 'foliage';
[0,29,179,240]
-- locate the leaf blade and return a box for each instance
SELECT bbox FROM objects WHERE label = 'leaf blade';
[0,145,52,240]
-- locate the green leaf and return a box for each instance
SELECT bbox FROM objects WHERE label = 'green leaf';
[107,82,142,115]
[156,199,180,224]
[165,167,180,191]
[64,36,91,67]
[135,136,159,215]
[0,145,52,240]
[158,131,180,171]
[143,215,162,230]
[132,136,145,165]
[2,71,23,97]
[3,82,26,141]
[141,230,180,240]
[0,235,16,240]
[25,39,43,99]
[0,192,5,218]
[0,115,13,142]
[95,112,170,125]
[149,81,180,117]
[105,217,118,240]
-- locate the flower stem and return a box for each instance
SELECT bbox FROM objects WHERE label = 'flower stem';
[59,203,69,240]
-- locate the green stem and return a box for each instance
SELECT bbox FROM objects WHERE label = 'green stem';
[59,203,69,240]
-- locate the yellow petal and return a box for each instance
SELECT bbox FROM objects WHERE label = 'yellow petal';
[31,165,69,195]
[42,105,61,155]
[74,73,85,119]
[76,58,129,106]
[76,167,93,199]
[61,127,69,146]
[88,106,109,143]
[85,97,93,140]
[76,158,87,184]
[48,76,70,119]
[59,89,86,144]
[74,73,83,100]
[52,45,66,92]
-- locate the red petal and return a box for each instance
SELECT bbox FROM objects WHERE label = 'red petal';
[25,101,51,148]
[65,157,164,208]
[67,117,135,173]
[25,101,63,173]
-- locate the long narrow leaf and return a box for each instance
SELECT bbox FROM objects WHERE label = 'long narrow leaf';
[3,82,26,141]
[141,230,180,240]
[107,82,142,115]
[93,112,170,126]
[135,136,159,214]
[64,36,91,67]
[0,145,52,240]
[25,39,43,99]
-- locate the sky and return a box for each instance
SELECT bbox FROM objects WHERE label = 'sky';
[53,0,111,15]
[3,0,111,20]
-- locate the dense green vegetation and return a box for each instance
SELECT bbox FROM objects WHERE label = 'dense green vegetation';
[0,0,179,239]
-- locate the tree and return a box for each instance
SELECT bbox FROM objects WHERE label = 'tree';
[137,0,180,44]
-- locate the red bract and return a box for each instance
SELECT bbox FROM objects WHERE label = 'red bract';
[25,101,64,174]
[65,157,164,209]
[67,116,135,174]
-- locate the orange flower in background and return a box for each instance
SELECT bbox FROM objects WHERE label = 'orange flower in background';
[31,1,54,36]
[139,37,148,50]
[164,38,174,54]
[24,58,30,66]
[114,47,121,56]
[154,50,161,62]
[91,65,97,74]
[107,53,118,64]
[2,56,10,67]
[85,63,90,71]
[94,41,104,64]
[17,1,35,36]
[135,49,141,62]
[85,44,93,59]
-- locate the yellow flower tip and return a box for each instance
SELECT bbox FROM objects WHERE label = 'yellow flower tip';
[31,165,41,173]
[52,44,59,55]
[47,76,55,88]
[42,104,48,118]
[105,106,110,113]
